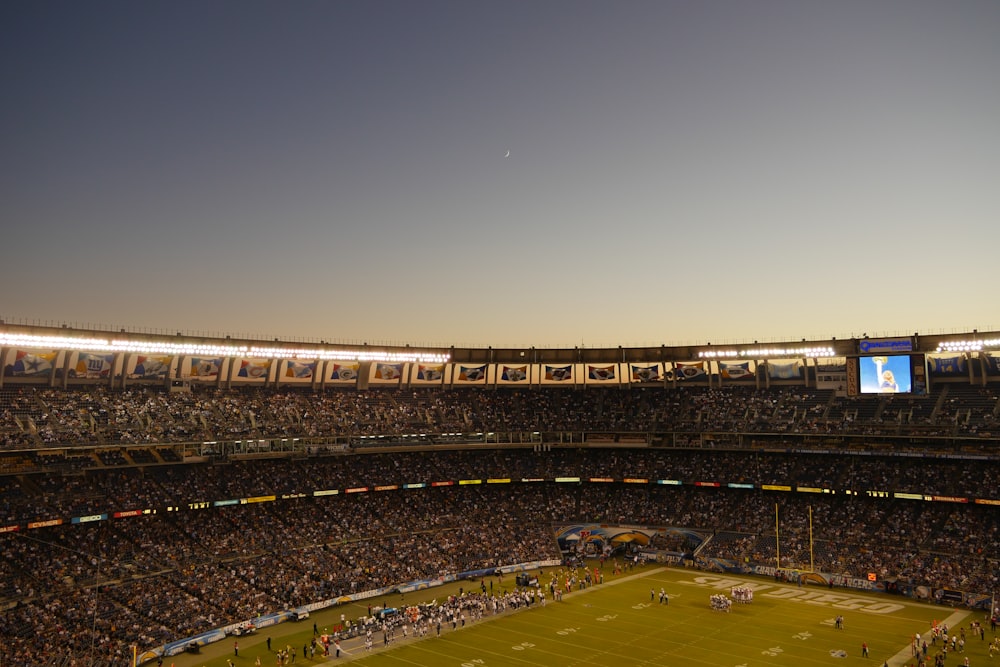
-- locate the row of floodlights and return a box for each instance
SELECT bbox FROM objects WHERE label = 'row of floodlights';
[0,332,450,364]
[698,346,836,359]
[701,338,1000,358]
[4,330,996,362]
[936,339,1000,353]
[358,432,491,438]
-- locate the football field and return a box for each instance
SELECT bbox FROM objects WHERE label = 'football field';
[169,565,991,667]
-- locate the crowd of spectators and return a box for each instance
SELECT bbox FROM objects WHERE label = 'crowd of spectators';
[3,446,1000,525]
[0,448,996,665]
[0,383,998,665]
[1,383,998,452]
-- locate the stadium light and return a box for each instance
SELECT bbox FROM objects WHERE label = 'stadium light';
[936,341,981,352]
[0,331,450,364]
[936,336,1000,353]
[699,346,835,359]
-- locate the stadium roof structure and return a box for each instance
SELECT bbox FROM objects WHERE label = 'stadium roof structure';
[0,321,997,365]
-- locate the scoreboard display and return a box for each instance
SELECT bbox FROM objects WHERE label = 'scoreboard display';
[848,353,926,395]
[859,355,912,393]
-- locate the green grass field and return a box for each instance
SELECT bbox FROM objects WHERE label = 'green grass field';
[166,564,994,667]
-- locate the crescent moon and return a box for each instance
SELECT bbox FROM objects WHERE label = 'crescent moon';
[504,150,510,158]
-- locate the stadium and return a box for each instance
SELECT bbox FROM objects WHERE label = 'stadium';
[0,322,997,666]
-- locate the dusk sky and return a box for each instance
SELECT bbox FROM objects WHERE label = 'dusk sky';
[2,1,998,349]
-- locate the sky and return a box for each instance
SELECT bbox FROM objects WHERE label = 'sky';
[2,1,998,349]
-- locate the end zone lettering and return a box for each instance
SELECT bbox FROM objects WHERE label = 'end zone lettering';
[677,575,903,614]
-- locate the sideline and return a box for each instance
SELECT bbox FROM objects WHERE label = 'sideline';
[887,609,970,667]
[163,562,667,666]
[333,565,670,662]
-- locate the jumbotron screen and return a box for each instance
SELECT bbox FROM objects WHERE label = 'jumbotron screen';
[858,355,913,394]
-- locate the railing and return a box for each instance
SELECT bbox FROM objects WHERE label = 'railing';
[2,427,999,478]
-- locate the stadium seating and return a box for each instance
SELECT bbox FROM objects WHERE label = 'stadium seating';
[0,383,998,665]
